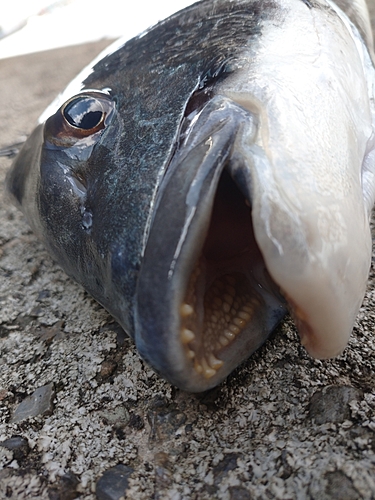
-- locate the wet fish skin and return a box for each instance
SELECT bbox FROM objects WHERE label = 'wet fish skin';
[6,0,375,391]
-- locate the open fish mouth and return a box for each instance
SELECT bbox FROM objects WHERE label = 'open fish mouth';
[136,87,373,392]
[177,170,286,380]
[135,96,288,391]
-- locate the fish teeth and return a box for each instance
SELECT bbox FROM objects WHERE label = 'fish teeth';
[224,330,236,341]
[211,314,218,324]
[238,311,251,321]
[187,349,195,359]
[208,353,223,369]
[233,317,246,328]
[181,328,195,344]
[223,294,234,306]
[243,305,254,314]
[182,272,260,379]
[219,335,230,346]
[201,357,216,378]
[229,325,240,334]
[180,303,194,317]
[194,360,203,374]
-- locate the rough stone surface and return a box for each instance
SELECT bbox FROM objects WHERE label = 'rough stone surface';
[1,6,375,500]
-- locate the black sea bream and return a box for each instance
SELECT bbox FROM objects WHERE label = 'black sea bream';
[6,0,375,391]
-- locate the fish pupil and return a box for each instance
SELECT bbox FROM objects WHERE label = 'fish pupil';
[64,97,104,130]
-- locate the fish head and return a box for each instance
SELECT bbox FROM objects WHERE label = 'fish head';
[6,0,375,392]
[7,89,139,331]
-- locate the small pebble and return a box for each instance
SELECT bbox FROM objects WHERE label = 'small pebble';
[0,436,30,461]
[213,453,240,485]
[310,470,360,500]
[97,406,129,427]
[96,464,134,500]
[48,472,80,500]
[100,360,118,378]
[229,486,252,500]
[308,386,362,425]
[10,383,55,423]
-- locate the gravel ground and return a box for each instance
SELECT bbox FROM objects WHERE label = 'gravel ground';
[1,5,375,500]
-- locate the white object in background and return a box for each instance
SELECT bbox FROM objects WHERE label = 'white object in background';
[0,0,58,38]
[0,0,196,59]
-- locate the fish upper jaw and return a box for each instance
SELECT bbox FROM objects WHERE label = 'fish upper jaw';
[254,196,372,361]
[242,100,373,359]
[247,138,372,360]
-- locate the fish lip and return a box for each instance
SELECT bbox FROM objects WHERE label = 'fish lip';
[134,96,286,392]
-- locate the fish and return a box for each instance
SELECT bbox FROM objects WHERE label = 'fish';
[6,0,375,392]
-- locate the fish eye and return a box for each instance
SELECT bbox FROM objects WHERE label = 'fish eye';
[44,91,116,148]
[63,96,105,130]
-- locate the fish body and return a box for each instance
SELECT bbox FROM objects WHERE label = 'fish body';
[6,0,375,391]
